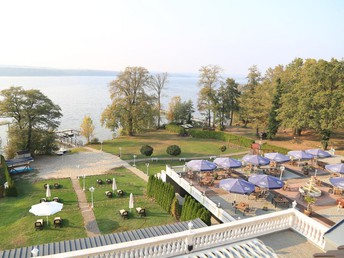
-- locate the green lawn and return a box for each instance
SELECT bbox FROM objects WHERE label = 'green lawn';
[0,176,86,250]
[91,130,248,161]
[80,167,176,234]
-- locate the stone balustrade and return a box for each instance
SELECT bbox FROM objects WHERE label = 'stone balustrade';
[44,209,328,258]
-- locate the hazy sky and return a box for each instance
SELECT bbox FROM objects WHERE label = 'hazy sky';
[1,0,343,76]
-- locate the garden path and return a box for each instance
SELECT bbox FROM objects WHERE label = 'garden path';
[71,177,101,237]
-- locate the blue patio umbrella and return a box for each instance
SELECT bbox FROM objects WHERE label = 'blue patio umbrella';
[248,174,284,189]
[325,163,344,174]
[287,150,314,160]
[329,177,344,189]
[219,178,255,194]
[305,149,331,158]
[186,160,217,172]
[214,157,242,169]
[242,155,270,166]
[264,153,290,163]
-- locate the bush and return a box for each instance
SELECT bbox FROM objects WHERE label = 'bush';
[90,137,100,144]
[4,186,18,197]
[166,145,181,156]
[140,145,154,156]
[219,145,227,152]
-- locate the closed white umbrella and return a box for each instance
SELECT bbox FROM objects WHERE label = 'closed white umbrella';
[129,193,134,212]
[112,178,117,192]
[29,202,63,225]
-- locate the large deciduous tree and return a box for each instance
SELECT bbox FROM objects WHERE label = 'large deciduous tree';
[101,67,155,136]
[80,115,95,144]
[0,87,62,156]
[149,73,168,128]
[197,65,223,127]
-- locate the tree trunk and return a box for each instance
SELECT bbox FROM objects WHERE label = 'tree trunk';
[27,122,32,154]
[229,111,234,126]
[256,125,259,137]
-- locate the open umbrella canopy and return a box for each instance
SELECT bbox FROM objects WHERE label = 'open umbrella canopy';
[214,157,242,168]
[287,150,314,160]
[112,178,117,191]
[264,153,290,163]
[329,177,344,189]
[219,178,255,194]
[305,149,331,158]
[242,155,270,166]
[186,160,217,171]
[325,163,344,174]
[248,174,284,189]
[29,201,63,224]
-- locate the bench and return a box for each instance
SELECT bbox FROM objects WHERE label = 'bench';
[119,209,129,219]
[53,217,63,228]
[53,197,60,202]
[35,219,44,230]
[117,190,124,197]
[136,207,146,217]
[105,191,113,198]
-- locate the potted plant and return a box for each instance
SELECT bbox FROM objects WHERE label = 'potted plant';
[304,195,316,216]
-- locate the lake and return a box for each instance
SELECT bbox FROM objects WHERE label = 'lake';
[0,75,201,147]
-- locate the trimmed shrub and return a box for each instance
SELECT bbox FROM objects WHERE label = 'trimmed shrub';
[4,186,18,197]
[180,195,211,225]
[166,145,181,156]
[140,145,154,156]
[260,143,290,154]
[219,145,227,152]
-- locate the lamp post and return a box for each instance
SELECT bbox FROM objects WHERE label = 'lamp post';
[133,155,136,167]
[279,165,285,180]
[100,141,103,151]
[145,162,150,176]
[119,147,122,157]
[89,186,95,209]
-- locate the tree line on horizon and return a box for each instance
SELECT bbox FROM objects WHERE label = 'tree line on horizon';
[0,57,343,157]
[101,58,344,150]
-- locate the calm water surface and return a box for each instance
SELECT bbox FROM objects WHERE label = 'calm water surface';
[0,75,200,146]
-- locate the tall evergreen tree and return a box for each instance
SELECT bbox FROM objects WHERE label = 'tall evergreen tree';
[267,78,282,139]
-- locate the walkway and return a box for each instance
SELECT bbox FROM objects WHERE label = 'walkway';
[71,177,101,237]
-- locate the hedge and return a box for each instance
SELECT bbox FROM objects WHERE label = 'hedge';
[260,143,290,154]
[188,129,255,148]
[165,124,185,136]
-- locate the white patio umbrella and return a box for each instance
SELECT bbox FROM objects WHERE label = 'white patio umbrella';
[112,178,117,192]
[46,184,51,199]
[29,202,63,224]
[129,193,134,212]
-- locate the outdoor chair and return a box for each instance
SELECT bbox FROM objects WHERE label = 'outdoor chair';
[105,191,113,198]
[53,217,63,228]
[136,207,146,217]
[106,178,112,184]
[40,198,47,203]
[117,190,124,197]
[54,183,60,189]
[53,197,60,202]
[44,184,48,189]
[97,179,103,185]
[119,209,129,219]
[34,219,44,230]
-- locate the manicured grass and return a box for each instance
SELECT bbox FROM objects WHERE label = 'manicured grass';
[80,167,176,235]
[0,176,86,250]
[94,130,248,161]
